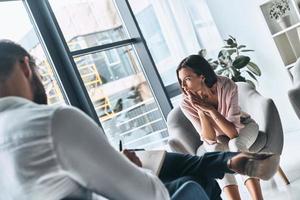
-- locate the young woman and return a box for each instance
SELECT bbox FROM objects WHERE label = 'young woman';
[177,54,263,200]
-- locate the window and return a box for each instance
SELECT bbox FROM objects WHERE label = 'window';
[104,49,120,66]
[1,0,222,149]
[136,6,171,63]
[185,0,223,57]
[0,1,66,105]
[49,0,169,149]
[130,0,223,102]
[49,0,129,51]
[73,46,168,149]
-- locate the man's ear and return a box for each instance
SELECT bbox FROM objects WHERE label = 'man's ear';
[20,56,33,80]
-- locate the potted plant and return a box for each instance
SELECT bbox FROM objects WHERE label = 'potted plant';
[269,0,291,29]
[199,35,261,88]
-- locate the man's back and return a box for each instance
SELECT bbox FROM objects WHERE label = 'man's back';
[0,97,84,200]
[0,97,169,200]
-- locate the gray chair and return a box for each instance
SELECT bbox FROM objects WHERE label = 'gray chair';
[288,58,300,119]
[167,82,290,184]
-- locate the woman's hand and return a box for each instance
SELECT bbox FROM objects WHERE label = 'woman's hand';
[186,91,215,114]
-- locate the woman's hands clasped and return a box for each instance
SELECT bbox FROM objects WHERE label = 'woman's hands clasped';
[186,90,215,115]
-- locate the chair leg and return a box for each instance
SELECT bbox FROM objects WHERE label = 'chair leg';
[277,166,290,185]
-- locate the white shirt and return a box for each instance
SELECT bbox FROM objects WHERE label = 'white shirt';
[0,97,169,200]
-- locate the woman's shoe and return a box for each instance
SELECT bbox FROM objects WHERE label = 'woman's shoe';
[228,152,280,180]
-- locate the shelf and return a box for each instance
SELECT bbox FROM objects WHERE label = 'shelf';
[261,0,300,82]
[273,32,300,65]
[261,0,300,35]
[272,22,300,37]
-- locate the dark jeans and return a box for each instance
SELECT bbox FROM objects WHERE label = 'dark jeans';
[170,180,209,200]
[159,152,238,200]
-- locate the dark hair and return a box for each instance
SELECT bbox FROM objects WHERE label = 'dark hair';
[0,39,35,81]
[176,54,217,88]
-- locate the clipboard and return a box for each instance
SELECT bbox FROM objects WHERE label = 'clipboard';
[135,150,166,175]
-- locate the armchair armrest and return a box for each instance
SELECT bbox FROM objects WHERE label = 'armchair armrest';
[167,106,202,155]
[288,83,300,119]
[237,82,283,155]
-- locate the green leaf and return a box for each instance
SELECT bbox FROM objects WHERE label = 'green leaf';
[233,55,250,69]
[247,62,261,76]
[237,45,246,49]
[229,67,235,77]
[225,36,237,48]
[219,49,236,57]
[229,35,236,41]
[226,39,234,46]
[246,70,258,81]
[220,63,228,68]
[210,61,219,70]
[216,68,228,75]
[230,43,238,48]
[227,49,237,56]
[198,49,207,57]
[241,49,254,52]
[224,41,237,48]
[218,50,224,58]
[223,70,230,77]
[231,76,237,82]
[230,66,240,77]
[238,76,246,82]
[246,80,256,89]
[231,75,246,82]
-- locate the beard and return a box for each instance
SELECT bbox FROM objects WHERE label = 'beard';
[31,71,48,105]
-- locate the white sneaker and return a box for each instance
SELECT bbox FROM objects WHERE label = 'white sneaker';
[244,153,280,180]
[229,152,280,180]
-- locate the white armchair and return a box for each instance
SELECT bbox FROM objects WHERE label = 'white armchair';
[167,82,290,184]
[288,58,300,119]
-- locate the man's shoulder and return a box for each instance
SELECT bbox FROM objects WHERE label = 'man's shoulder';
[10,97,81,115]
[0,97,78,140]
[50,105,87,120]
[0,96,84,125]
[50,105,97,131]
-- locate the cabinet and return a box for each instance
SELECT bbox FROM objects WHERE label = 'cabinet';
[260,0,300,80]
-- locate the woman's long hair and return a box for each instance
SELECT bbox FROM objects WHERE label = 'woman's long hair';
[176,55,217,89]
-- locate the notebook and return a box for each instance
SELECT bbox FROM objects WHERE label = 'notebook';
[135,150,166,175]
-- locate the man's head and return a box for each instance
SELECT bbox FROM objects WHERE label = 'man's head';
[0,39,47,104]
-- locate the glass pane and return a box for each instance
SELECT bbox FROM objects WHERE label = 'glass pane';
[74,45,168,150]
[0,1,66,105]
[49,0,129,51]
[135,5,171,63]
[170,94,182,108]
[129,0,223,103]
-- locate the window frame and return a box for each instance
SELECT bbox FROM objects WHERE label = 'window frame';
[23,0,174,132]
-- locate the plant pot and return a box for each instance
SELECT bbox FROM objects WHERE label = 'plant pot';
[277,15,292,29]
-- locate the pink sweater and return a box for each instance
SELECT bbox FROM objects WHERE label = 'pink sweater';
[180,76,244,140]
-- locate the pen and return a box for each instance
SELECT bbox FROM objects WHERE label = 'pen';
[127,148,145,151]
[119,140,122,152]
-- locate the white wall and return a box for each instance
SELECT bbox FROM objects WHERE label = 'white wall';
[205,0,300,133]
